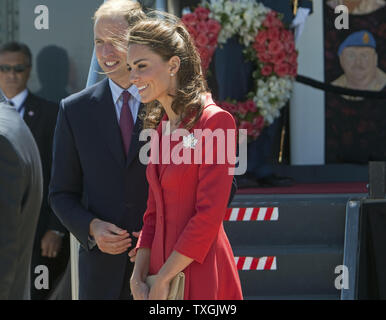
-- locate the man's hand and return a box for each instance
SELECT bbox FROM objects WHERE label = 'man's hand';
[128,231,140,262]
[41,230,63,258]
[89,218,132,255]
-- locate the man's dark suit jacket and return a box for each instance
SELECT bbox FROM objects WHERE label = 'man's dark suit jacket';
[0,102,43,299]
[48,78,149,299]
[22,92,70,299]
[23,93,64,235]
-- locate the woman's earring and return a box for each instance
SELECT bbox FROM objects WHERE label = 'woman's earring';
[170,73,174,77]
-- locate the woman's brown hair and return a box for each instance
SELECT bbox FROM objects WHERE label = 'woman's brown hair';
[127,13,208,130]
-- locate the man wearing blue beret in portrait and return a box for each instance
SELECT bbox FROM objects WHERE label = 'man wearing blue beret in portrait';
[332,30,386,100]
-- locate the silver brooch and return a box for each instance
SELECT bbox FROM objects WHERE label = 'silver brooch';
[183,133,198,149]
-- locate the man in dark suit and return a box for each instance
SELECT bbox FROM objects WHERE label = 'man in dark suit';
[0,42,69,299]
[49,0,149,300]
[0,95,43,299]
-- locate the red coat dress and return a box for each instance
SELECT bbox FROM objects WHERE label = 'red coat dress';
[137,94,243,300]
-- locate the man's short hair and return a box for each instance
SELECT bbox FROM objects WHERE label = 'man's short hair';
[0,42,32,66]
[93,0,146,28]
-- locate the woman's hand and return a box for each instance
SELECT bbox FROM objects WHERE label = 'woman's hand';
[130,278,149,300]
[130,248,151,299]
[148,275,170,300]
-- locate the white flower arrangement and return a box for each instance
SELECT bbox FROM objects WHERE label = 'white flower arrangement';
[253,76,294,124]
[207,0,270,47]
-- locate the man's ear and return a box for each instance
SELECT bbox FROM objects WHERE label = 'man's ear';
[168,56,180,75]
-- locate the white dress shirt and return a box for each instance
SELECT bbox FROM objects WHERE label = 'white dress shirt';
[6,88,28,118]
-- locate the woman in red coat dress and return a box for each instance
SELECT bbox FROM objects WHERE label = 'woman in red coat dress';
[127,16,243,300]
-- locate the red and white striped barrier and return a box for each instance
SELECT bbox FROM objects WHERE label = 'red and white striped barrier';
[235,256,277,271]
[224,207,279,221]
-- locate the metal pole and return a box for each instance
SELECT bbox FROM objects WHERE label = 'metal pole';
[155,0,166,11]
[167,0,180,16]
[86,49,102,88]
[341,200,361,300]
[70,234,80,300]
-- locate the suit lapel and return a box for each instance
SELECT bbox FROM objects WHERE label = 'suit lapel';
[91,79,126,167]
[23,93,40,132]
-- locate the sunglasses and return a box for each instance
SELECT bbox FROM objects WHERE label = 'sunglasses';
[0,64,30,73]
